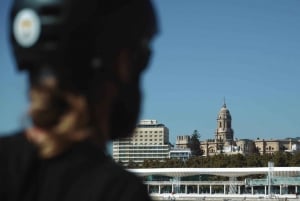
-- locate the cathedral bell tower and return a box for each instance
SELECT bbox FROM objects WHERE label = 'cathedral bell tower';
[215,101,234,144]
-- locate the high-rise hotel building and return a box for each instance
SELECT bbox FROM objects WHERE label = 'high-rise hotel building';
[112,120,171,165]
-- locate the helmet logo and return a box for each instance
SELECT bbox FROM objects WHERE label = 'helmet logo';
[13,9,41,48]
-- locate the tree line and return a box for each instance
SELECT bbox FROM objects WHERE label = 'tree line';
[127,151,300,168]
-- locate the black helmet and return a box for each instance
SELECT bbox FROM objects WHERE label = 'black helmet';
[10,0,157,91]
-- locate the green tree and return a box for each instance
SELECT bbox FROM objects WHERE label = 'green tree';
[273,152,289,167]
[246,153,263,167]
[289,152,300,166]
[189,130,203,156]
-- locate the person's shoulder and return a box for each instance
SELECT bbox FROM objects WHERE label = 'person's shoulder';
[0,130,36,159]
[0,130,28,149]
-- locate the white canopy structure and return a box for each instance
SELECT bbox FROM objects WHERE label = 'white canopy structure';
[129,167,300,177]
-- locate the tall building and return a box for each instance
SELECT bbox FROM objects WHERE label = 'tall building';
[215,102,234,144]
[112,120,171,165]
[201,102,235,156]
[200,102,256,156]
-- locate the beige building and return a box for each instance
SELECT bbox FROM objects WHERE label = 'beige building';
[199,103,256,156]
[176,103,300,156]
[112,120,171,165]
[199,103,300,156]
[133,120,169,146]
[175,135,191,149]
[255,138,300,154]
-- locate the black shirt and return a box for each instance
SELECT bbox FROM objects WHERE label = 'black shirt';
[0,132,150,201]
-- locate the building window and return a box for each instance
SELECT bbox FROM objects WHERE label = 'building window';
[145,131,148,133]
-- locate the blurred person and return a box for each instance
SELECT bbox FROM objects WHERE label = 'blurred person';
[0,0,157,200]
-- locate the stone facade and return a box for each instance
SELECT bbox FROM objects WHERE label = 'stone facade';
[198,102,300,156]
[175,135,191,149]
[254,139,300,154]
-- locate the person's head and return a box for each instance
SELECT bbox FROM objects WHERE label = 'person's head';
[10,0,158,146]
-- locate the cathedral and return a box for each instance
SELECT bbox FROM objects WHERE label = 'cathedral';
[200,102,256,156]
[176,102,300,156]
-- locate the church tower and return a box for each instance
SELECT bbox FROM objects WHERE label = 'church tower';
[215,101,234,144]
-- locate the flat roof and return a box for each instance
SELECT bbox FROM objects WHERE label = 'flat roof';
[128,167,300,177]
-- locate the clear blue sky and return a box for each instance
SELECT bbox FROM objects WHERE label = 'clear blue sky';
[1,1,300,144]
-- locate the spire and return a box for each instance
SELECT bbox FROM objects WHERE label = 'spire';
[223,97,226,108]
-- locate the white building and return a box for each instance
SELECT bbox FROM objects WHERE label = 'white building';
[112,120,171,165]
[169,148,191,160]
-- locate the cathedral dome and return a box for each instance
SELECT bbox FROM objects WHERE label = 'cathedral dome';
[218,103,231,120]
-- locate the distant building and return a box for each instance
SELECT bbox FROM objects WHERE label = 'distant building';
[255,138,300,154]
[201,102,236,156]
[200,102,256,156]
[169,135,192,160]
[175,135,191,149]
[236,139,256,155]
[112,120,171,165]
[169,148,191,160]
[197,101,300,156]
